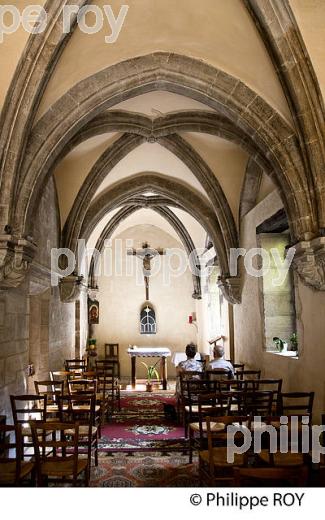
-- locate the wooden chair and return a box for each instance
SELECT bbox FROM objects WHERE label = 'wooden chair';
[0,424,35,486]
[226,361,245,372]
[233,465,309,487]
[279,391,314,421]
[58,394,98,477]
[95,371,117,424]
[188,391,227,463]
[243,390,274,418]
[68,378,97,395]
[206,368,233,381]
[199,415,251,486]
[10,395,47,459]
[64,359,86,373]
[34,380,64,420]
[181,377,217,437]
[235,369,261,381]
[256,414,310,467]
[95,360,121,412]
[67,378,101,437]
[30,420,89,486]
[245,379,283,414]
[104,343,120,378]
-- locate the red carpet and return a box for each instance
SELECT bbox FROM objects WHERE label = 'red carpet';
[91,452,198,487]
[99,391,187,452]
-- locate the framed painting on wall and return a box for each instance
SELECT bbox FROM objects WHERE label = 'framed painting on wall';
[88,298,99,324]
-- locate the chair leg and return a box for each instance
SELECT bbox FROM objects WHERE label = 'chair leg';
[189,429,194,463]
[95,433,98,467]
[184,413,189,438]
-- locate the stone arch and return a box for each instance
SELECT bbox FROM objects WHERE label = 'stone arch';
[239,158,264,221]
[53,109,298,240]
[78,173,229,278]
[11,52,315,243]
[88,204,202,299]
[62,130,238,259]
[0,1,87,226]
[246,0,325,229]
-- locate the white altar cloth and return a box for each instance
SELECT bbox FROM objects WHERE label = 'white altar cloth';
[127,346,171,357]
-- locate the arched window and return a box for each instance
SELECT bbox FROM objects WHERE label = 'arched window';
[140,305,157,335]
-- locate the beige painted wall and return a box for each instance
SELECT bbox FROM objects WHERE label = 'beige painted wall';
[92,224,197,380]
[181,132,249,226]
[234,189,325,422]
[36,0,292,123]
[0,0,46,109]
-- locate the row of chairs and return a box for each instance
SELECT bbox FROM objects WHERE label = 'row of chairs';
[65,343,120,377]
[198,413,313,486]
[0,358,121,486]
[177,371,314,465]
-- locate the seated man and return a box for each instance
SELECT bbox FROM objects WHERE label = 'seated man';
[176,342,203,375]
[208,344,235,378]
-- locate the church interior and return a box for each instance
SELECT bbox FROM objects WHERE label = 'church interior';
[1,0,325,488]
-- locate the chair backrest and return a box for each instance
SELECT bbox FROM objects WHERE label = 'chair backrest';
[0,424,24,484]
[233,363,245,372]
[233,465,308,486]
[218,379,246,392]
[95,360,116,372]
[179,370,205,398]
[64,359,86,372]
[96,370,116,397]
[58,394,96,428]
[34,380,64,404]
[246,379,283,413]
[185,379,219,416]
[235,369,261,381]
[68,378,97,395]
[206,414,251,462]
[104,343,119,359]
[243,390,274,417]
[30,420,81,485]
[206,368,232,381]
[279,392,314,419]
[11,395,47,425]
[196,392,227,435]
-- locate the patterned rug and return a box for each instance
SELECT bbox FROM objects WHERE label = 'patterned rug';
[91,452,199,487]
[99,390,188,452]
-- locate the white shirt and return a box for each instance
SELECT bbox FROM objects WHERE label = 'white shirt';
[208,358,235,378]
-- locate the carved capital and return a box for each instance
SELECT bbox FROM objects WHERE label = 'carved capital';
[59,274,86,303]
[0,234,37,289]
[217,276,241,304]
[292,236,325,290]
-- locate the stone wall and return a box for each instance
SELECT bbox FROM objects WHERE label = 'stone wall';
[234,189,325,422]
[0,176,76,418]
[0,281,29,418]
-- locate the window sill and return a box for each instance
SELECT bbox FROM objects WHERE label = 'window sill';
[266,351,299,359]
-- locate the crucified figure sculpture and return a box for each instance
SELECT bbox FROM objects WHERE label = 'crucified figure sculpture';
[127,242,165,300]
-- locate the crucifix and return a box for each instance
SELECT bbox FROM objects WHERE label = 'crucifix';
[127,242,166,300]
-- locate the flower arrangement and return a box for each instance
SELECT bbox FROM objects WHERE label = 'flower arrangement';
[87,338,97,356]
[289,332,298,352]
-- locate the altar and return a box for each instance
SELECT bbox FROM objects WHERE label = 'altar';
[127,346,171,389]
